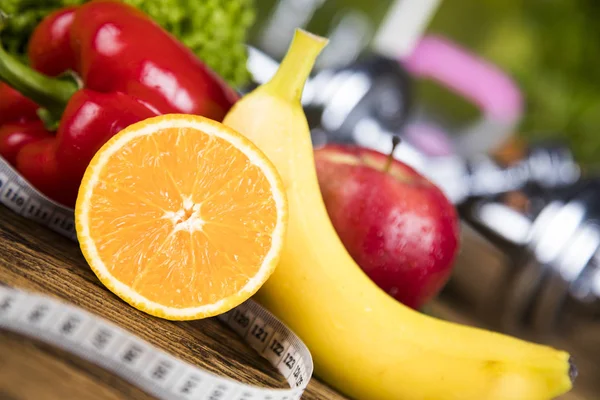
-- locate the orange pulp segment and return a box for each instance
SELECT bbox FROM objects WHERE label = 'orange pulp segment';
[75,114,287,320]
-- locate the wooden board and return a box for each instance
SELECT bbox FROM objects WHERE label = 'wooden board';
[0,206,345,400]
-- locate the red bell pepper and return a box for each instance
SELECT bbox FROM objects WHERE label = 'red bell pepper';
[27,1,239,116]
[0,82,40,124]
[0,83,54,167]
[15,138,72,206]
[27,6,77,78]
[0,120,52,166]
[0,0,239,207]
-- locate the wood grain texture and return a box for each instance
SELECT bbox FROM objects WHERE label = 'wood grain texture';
[0,206,345,400]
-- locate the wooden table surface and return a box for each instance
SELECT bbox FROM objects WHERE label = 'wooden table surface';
[0,205,593,400]
[0,206,345,400]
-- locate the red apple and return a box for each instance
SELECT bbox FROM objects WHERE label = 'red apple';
[314,142,460,309]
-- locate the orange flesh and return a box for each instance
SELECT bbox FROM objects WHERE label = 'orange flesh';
[86,127,277,308]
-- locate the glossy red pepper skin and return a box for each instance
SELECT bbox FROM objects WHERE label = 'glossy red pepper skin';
[28,7,78,77]
[28,0,239,119]
[0,121,53,166]
[0,83,40,124]
[0,83,52,169]
[15,138,72,206]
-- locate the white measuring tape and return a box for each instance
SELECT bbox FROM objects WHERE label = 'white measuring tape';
[0,157,313,400]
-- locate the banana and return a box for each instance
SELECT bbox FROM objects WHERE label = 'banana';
[224,30,574,400]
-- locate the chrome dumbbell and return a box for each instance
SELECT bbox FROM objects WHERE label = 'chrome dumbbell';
[457,176,600,347]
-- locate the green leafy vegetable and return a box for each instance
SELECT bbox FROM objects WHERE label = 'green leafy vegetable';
[0,0,255,87]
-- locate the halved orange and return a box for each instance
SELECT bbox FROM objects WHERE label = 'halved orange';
[75,114,287,320]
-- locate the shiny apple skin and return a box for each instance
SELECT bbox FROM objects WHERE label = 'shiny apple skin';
[314,144,460,309]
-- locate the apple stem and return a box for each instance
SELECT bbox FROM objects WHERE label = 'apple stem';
[383,136,401,173]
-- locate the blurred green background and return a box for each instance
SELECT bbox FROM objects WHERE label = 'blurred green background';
[425,0,600,166]
[252,0,600,165]
[3,0,597,165]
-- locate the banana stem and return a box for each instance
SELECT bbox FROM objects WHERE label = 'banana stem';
[267,29,328,102]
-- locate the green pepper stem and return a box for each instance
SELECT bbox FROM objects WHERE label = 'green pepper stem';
[0,17,77,120]
[266,29,328,102]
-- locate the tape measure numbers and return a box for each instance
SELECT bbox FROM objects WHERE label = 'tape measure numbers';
[0,161,77,240]
[0,157,313,400]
